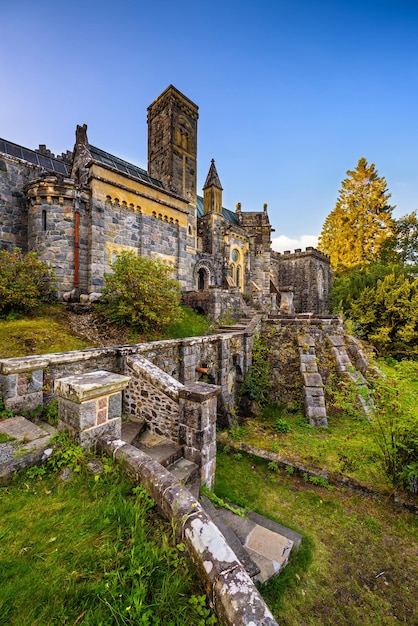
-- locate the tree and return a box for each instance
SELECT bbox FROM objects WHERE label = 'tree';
[100,251,182,335]
[380,211,418,266]
[319,158,395,272]
[350,272,418,357]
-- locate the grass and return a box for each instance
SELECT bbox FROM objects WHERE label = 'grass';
[160,304,213,339]
[215,448,418,626]
[0,439,217,626]
[223,403,383,486]
[0,305,91,358]
[0,304,213,359]
[224,359,418,491]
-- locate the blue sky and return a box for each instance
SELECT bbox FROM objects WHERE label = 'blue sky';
[1,0,418,252]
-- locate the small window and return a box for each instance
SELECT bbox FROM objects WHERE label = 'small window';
[231,248,239,262]
[42,209,47,231]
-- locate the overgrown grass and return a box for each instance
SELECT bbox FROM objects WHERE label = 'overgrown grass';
[0,304,91,358]
[215,448,418,626]
[161,305,213,339]
[223,360,418,490]
[0,303,212,359]
[222,402,382,485]
[0,438,217,626]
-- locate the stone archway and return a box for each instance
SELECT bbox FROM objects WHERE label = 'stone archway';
[193,260,215,290]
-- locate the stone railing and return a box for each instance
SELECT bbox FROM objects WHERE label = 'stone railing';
[100,437,278,626]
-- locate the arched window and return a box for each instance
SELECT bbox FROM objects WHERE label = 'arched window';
[236,264,241,287]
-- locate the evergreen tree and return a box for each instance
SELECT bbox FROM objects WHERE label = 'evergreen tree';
[319,158,395,272]
[380,211,418,266]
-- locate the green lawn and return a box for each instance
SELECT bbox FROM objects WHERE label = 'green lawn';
[0,442,216,626]
[215,448,418,626]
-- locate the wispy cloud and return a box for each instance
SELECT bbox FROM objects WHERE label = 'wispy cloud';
[271,234,319,254]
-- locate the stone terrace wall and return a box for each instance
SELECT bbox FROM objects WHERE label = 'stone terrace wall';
[0,318,261,424]
[263,315,345,409]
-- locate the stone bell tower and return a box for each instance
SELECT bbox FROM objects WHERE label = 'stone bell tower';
[147,85,198,202]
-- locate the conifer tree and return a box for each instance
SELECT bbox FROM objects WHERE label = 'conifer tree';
[319,158,395,272]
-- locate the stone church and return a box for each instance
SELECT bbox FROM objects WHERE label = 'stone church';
[0,85,332,317]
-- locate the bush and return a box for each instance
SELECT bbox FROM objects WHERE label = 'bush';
[99,251,183,335]
[0,249,56,315]
[371,366,418,492]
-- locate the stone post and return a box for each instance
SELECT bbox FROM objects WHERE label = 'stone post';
[55,370,130,448]
[0,358,46,412]
[178,382,221,488]
[279,286,294,315]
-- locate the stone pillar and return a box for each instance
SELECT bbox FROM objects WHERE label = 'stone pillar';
[55,370,130,448]
[0,364,44,412]
[179,340,196,384]
[279,286,294,315]
[178,382,220,488]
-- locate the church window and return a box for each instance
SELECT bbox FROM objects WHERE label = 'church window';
[236,264,241,287]
[231,248,239,263]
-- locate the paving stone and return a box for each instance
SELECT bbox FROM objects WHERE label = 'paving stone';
[0,416,47,442]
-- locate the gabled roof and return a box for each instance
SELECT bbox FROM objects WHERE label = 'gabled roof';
[0,138,70,175]
[196,196,239,224]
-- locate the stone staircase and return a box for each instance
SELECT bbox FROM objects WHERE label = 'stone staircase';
[121,417,302,586]
[121,418,200,496]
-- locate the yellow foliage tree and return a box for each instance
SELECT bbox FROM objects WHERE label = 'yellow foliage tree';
[319,158,395,272]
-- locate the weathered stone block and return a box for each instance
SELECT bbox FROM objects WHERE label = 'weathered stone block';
[302,373,323,387]
[108,391,122,419]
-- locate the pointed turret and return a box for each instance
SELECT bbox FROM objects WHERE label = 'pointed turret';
[203,159,223,214]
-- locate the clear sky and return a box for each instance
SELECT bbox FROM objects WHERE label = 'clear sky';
[1,0,418,252]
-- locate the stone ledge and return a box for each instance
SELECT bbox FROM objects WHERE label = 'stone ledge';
[54,370,130,403]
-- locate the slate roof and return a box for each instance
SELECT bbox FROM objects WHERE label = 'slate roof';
[0,138,70,175]
[89,145,164,189]
[0,137,239,224]
[196,195,239,224]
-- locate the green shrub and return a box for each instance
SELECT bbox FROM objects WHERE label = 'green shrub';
[273,418,292,434]
[99,251,183,335]
[371,367,418,492]
[238,335,273,413]
[0,249,56,315]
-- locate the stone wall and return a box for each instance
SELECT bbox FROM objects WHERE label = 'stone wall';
[0,154,41,252]
[0,322,260,424]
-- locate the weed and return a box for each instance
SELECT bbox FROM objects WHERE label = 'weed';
[271,440,280,453]
[273,418,292,434]
[0,397,14,420]
[200,484,247,518]
[268,461,280,473]
[0,432,15,443]
[307,475,332,489]
[188,595,218,625]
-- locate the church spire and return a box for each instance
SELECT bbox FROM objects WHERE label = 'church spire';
[203,159,223,214]
[203,159,223,190]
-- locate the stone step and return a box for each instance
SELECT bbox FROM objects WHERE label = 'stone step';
[167,456,199,485]
[121,418,146,445]
[201,496,302,586]
[130,427,184,468]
